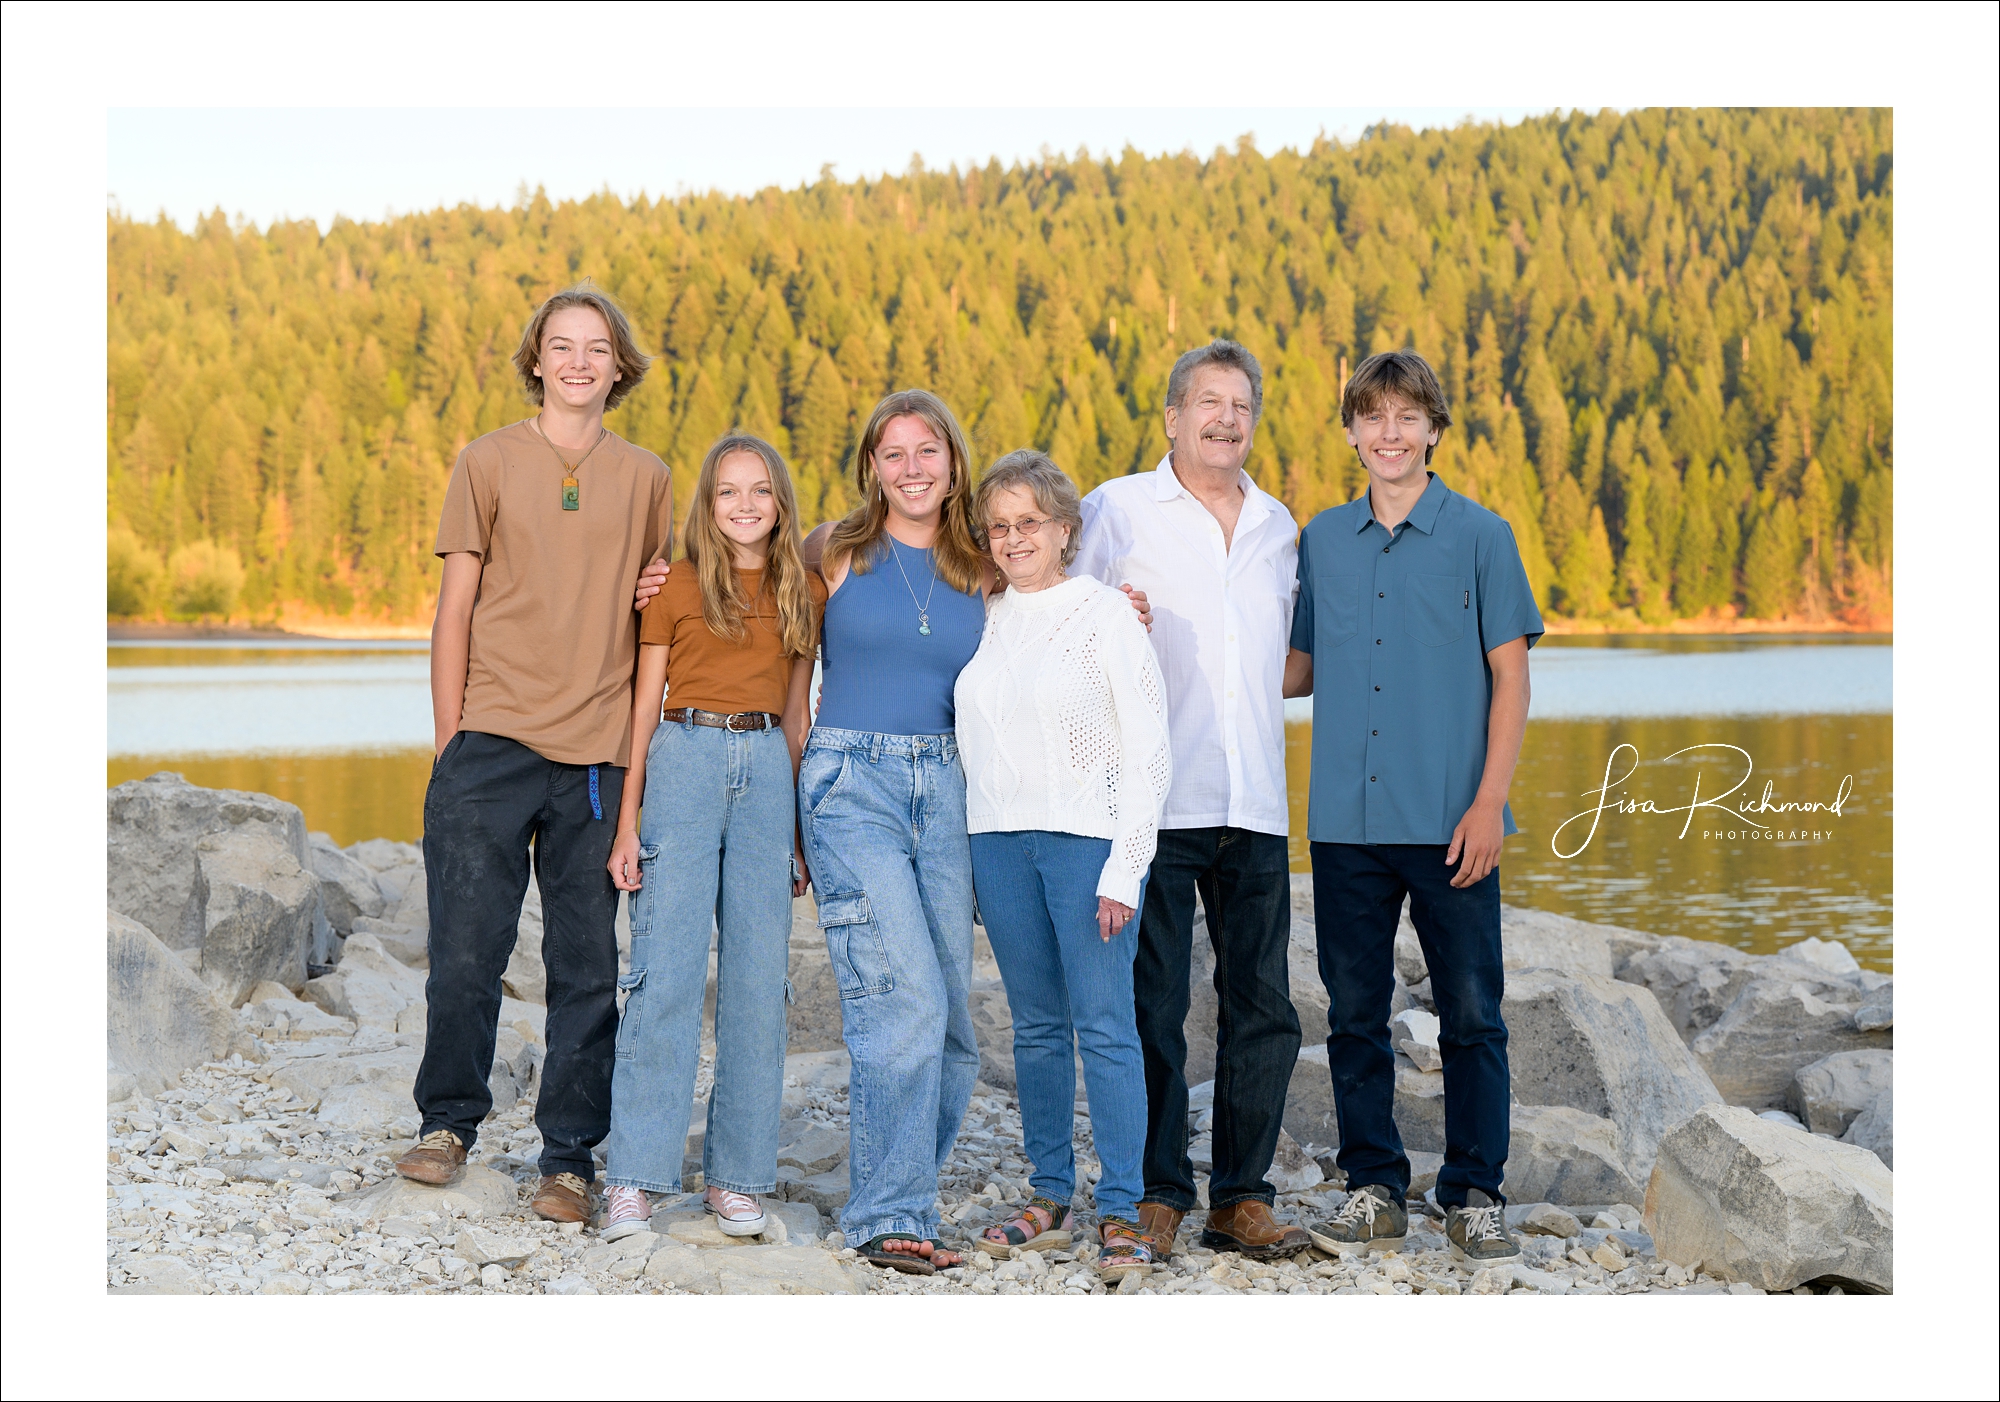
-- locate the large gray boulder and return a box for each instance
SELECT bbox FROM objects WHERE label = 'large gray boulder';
[1842,1087,1893,1169]
[1503,1104,1647,1206]
[188,828,322,1004]
[108,908,255,1095]
[1644,1104,1892,1293]
[1502,968,1721,1184]
[1786,1050,1893,1137]
[1690,978,1891,1107]
[1499,906,1619,978]
[108,772,332,965]
[1614,935,1777,1041]
[306,832,386,934]
[303,930,430,1031]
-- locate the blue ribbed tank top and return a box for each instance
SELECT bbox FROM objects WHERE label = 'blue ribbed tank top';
[815,536,986,735]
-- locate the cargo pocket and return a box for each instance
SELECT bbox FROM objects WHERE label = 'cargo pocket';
[816,892,893,999]
[1406,573,1467,647]
[626,843,662,937]
[615,969,646,1061]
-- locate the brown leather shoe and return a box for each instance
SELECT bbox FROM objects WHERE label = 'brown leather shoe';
[393,1129,466,1185]
[1137,1201,1185,1257]
[1199,1199,1312,1260]
[531,1172,595,1223]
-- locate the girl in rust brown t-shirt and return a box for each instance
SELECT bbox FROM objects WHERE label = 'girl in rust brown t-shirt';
[596,434,824,1239]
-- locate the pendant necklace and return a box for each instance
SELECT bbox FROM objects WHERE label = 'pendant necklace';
[533,420,608,511]
[888,536,940,636]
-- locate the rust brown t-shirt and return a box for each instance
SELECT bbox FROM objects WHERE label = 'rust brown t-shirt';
[639,566,827,716]
[435,419,673,767]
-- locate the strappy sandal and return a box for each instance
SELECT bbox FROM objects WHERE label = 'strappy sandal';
[861,1232,936,1276]
[976,1195,1074,1255]
[1095,1219,1156,1284]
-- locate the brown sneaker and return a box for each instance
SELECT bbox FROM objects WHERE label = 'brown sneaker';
[1199,1199,1311,1260]
[1137,1201,1185,1257]
[531,1172,595,1223]
[393,1129,466,1185]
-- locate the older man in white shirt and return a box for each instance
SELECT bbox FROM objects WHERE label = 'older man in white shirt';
[1072,339,1310,1261]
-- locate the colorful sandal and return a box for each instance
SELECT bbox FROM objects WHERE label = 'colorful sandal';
[862,1232,936,1275]
[1095,1219,1156,1283]
[976,1195,1074,1255]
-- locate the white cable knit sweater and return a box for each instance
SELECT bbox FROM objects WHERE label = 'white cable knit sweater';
[954,575,1174,906]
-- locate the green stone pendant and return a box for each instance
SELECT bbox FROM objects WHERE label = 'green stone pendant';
[561,475,580,511]
[919,623,931,635]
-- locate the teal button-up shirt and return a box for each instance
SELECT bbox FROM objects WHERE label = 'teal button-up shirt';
[1290,473,1543,845]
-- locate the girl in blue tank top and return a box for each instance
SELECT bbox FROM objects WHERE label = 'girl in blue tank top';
[795,390,993,1274]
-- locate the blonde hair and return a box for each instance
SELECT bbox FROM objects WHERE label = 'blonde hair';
[512,282,650,411]
[681,434,818,658]
[824,389,987,596]
[975,449,1083,569]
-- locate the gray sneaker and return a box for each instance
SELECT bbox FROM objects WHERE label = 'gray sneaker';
[1445,1189,1520,1267]
[1314,1182,1408,1251]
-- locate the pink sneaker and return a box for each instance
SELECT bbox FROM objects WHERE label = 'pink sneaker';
[602,1185,653,1240]
[704,1186,768,1237]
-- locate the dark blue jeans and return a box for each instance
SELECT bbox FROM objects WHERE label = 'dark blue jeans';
[415,731,623,1180]
[1133,827,1299,1213]
[1309,841,1508,1208]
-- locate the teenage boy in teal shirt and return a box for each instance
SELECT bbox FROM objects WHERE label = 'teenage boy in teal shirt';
[1282,350,1540,1269]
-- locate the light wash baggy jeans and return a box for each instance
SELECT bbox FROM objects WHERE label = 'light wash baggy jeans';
[798,727,979,1247]
[603,719,793,1195]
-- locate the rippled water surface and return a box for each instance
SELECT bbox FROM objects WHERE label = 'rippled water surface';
[109,633,1890,969]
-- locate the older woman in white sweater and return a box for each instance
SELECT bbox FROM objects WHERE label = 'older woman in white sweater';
[954,450,1173,1282]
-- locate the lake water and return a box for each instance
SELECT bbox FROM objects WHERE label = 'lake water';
[109,633,1892,970]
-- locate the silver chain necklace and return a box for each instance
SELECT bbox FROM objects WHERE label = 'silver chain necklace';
[887,537,940,636]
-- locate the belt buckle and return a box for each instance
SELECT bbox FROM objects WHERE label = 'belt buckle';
[726,712,751,732]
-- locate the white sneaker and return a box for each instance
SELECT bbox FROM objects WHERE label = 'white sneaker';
[705,1187,768,1237]
[602,1185,653,1240]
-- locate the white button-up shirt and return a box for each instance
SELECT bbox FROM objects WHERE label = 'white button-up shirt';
[1075,454,1298,836]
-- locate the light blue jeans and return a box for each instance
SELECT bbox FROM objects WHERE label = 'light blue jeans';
[798,727,979,1247]
[970,831,1148,1224]
[603,720,793,1194]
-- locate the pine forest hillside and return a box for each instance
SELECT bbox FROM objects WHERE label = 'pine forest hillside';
[107,107,1891,629]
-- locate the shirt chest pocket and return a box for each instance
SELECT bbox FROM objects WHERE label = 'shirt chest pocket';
[1405,573,1467,647]
[1314,573,1360,649]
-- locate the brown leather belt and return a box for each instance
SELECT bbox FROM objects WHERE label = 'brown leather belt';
[662,707,782,732]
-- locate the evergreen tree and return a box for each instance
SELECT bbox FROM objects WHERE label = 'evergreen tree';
[104,107,1892,626]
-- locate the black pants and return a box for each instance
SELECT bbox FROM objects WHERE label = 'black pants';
[1132,827,1299,1212]
[414,731,624,1179]
[1310,841,1508,1208]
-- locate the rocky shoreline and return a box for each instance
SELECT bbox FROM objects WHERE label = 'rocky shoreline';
[107,772,1892,1297]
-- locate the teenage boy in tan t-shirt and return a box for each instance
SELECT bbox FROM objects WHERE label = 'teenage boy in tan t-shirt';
[394,285,673,1224]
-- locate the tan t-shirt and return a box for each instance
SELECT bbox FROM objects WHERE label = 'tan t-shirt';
[435,419,673,767]
[640,566,827,717]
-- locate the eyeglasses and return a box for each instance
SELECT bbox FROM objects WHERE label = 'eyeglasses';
[981,516,1053,544]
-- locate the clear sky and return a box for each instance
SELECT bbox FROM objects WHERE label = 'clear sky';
[109,106,1549,232]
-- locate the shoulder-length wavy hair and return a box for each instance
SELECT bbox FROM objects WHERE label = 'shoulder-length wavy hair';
[824,389,987,595]
[681,433,818,658]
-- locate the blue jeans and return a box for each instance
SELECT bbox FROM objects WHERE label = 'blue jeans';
[603,721,794,1194]
[798,727,979,1246]
[970,831,1148,1224]
[1310,841,1509,1208]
